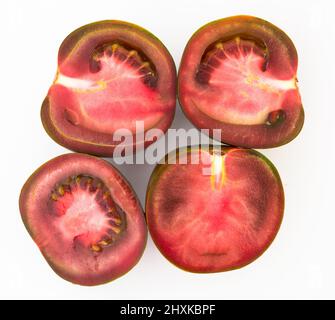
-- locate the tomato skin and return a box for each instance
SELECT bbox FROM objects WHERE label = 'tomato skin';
[178,16,304,148]
[20,153,147,286]
[42,20,176,156]
[146,146,284,273]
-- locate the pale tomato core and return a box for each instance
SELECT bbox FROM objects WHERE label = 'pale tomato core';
[54,187,111,246]
[195,39,297,125]
[55,48,163,133]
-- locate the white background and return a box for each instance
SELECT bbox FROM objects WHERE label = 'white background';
[1,0,334,299]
